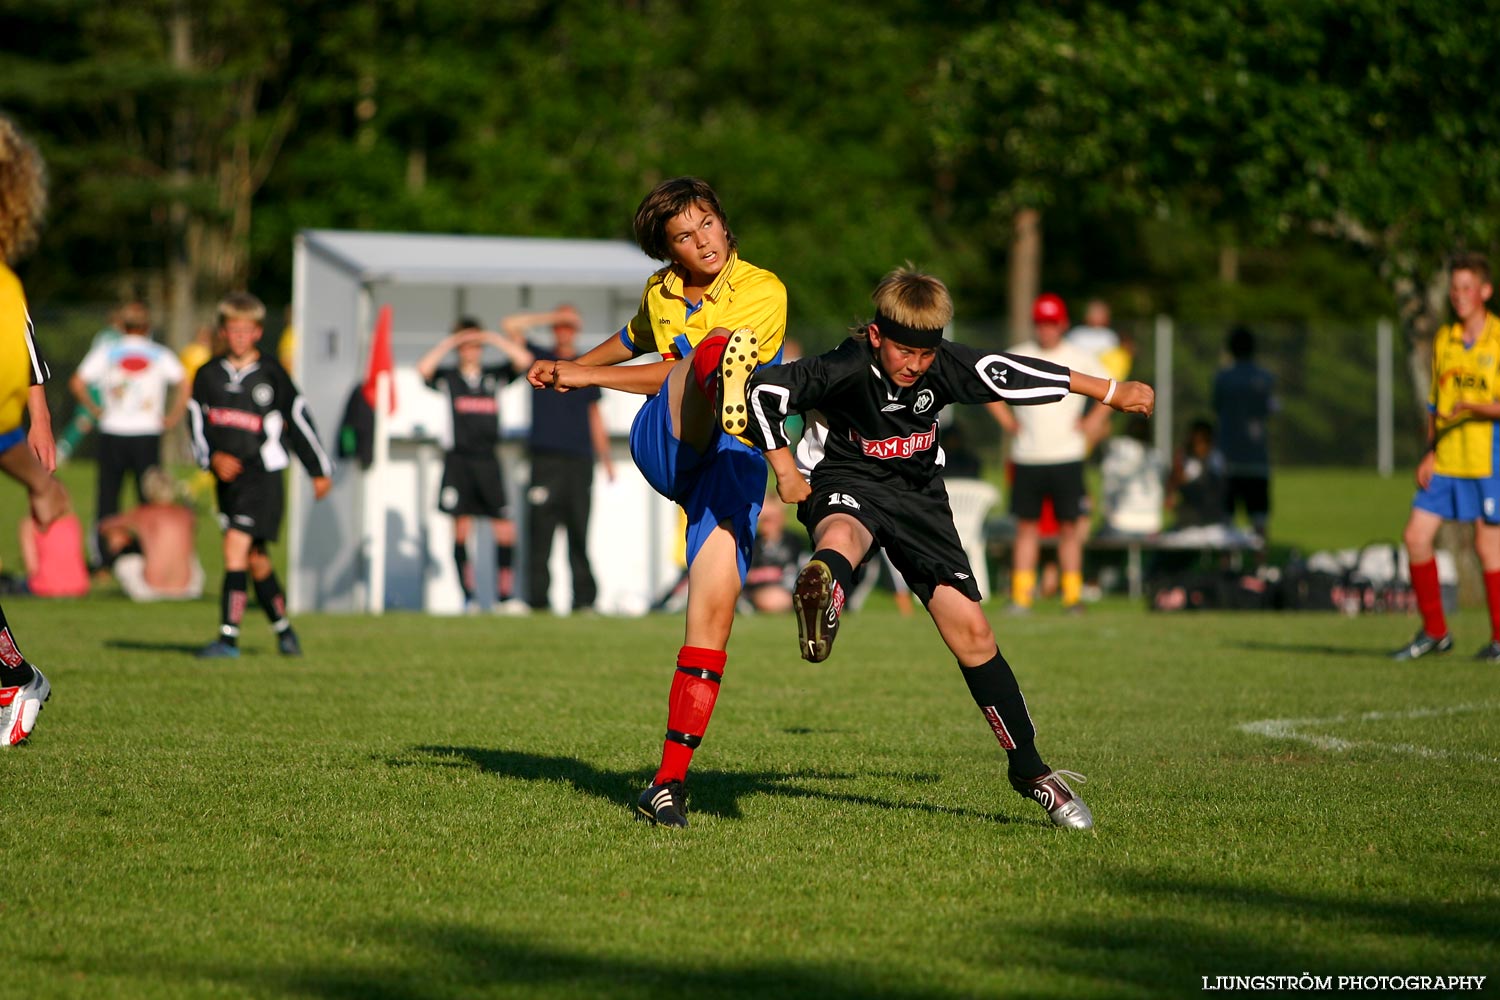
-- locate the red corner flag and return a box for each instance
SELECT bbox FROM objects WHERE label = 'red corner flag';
[361,304,396,413]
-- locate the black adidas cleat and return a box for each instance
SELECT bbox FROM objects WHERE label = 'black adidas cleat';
[277,628,303,657]
[792,559,843,663]
[636,780,689,828]
[1009,769,1094,829]
[718,327,759,436]
[1389,629,1452,661]
[1472,640,1500,663]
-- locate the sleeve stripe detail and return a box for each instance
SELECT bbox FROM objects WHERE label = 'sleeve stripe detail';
[290,396,333,476]
[995,354,1071,384]
[750,383,792,450]
[187,399,211,467]
[994,386,1070,401]
[24,308,48,383]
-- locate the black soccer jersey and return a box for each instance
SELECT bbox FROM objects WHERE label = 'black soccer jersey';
[426,364,516,455]
[187,356,333,478]
[743,337,1072,487]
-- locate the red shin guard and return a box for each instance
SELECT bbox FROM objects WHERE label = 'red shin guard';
[1410,558,1446,639]
[689,334,729,398]
[654,645,727,785]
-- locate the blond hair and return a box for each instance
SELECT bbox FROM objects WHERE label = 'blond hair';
[217,291,266,328]
[142,466,177,506]
[855,265,953,340]
[0,114,47,266]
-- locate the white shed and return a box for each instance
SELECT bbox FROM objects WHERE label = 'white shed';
[290,229,679,616]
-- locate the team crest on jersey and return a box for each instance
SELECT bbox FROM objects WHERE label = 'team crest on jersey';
[914,389,935,414]
[252,383,274,407]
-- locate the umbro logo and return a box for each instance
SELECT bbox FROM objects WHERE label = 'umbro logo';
[881,402,906,412]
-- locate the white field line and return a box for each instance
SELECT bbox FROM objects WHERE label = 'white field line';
[1238,702,1500,763]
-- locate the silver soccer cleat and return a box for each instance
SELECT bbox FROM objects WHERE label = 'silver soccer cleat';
[1010,768,1093,829]
[0,665,50,747]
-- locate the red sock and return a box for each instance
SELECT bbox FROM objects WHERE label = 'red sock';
[653,645,727,785]
[689,334,729,398]
[1484,571,1500,641]
[1410,558,1446,639]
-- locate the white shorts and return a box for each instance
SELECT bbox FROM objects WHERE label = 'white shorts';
[114,553,205,602]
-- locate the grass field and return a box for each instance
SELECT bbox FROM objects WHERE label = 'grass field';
[11,595,1499,999]
[6,462,1497,997]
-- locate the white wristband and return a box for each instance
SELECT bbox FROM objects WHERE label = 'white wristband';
[1102,378,1117,406]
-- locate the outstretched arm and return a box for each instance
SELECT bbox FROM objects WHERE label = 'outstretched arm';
[1070,370,1154,416]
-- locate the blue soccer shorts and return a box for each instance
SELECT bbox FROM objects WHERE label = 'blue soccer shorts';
[629,383,766,582]
[1413,472,1500,525]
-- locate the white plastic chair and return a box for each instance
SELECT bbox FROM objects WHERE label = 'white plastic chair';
[945,478,1001,601]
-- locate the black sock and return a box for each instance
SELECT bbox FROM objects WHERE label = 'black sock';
[253,572,291,632]
[495,543,514,600]
[0,601,34,687]
[453,542,473,601]
[220,570,247,646]
[812,549,855,645]
[961,647,1047,778]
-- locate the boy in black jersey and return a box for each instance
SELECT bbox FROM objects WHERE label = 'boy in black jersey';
[416,317,535,613]
[187,292,333,659]
[735,267,1154,828]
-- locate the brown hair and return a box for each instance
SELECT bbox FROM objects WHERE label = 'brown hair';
[0,114,47,266]
[216,291,267,328]
[854,265,953,341]
[1452,252,1492,286]
[632,177,737,262]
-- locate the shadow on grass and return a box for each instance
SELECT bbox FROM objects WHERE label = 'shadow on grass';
[996,868,1500,991]
[398,745,1019,826]
[1227,639,1385,658]
[103,638,220,655]
[121,921,959,1000]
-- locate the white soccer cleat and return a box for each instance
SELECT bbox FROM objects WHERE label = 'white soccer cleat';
[0,665,50,747]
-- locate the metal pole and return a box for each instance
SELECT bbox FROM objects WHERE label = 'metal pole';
[1154,314,1174,460]
[366,369,390,615]
[1377,318,1394,477]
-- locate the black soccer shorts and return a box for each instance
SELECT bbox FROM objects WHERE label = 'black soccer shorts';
[216,470,285,542]
[1010,460,1089,521]
[800,474,981,604]
[440,451,510,518]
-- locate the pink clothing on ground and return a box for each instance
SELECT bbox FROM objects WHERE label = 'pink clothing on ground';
[28,513,89,597]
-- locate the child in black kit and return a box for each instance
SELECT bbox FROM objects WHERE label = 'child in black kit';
[724,267,1155,828]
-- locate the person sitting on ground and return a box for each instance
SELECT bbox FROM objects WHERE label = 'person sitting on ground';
[98,465,204,601]
[18,481,88,598]
[1166,418,1227,529]
[743,496,805,613]
[1100,415,1165,536]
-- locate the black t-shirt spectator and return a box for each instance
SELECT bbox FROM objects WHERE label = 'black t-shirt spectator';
[426,364,515,455]
[527,345,600,457]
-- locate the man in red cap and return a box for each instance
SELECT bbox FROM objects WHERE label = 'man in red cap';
[989,293,1113,613]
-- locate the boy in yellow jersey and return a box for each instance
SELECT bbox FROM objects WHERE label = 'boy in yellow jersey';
[1392,253,1500,662]
[528,177,786,827]
[0,113,66,744]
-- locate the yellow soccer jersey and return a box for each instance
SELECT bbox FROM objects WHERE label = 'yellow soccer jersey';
[619,252,787,366]
[0,264,44,433]
[1430,312,1500,478]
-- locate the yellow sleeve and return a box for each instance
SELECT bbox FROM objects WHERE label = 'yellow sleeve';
[734,275,788,362]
